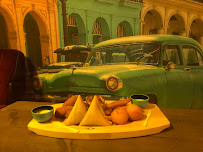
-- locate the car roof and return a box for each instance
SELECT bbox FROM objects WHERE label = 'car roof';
[94,35,201,49]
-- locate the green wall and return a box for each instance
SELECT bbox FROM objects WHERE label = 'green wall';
[57,0,143,47]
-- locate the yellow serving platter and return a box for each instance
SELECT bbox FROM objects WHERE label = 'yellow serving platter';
[28,103,170,139]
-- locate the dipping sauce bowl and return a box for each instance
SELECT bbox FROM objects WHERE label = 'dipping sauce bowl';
[131,95,149,108]
[32,105,54,122]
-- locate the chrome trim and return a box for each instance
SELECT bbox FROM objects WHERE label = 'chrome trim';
[106,75,123,91]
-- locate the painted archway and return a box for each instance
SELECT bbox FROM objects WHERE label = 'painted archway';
[0,6,17,49]
[117,21,133,38]
[189,18,203,45]
[23,10,49,68]
[93,17,110,44]
[143,10,163,35]
[68,13,86,45]
[167,14,185,35]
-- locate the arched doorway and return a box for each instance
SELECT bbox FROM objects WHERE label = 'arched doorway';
[92,17,110,45]
[93,20,102,44]
[67,15,78,45]
[0,13,8,49]
[117,21,133,38]
[167,14,185,35]
[23,13,42,68]
[190,18,203,45]
[143,10,163,35]
[67,14,87,45]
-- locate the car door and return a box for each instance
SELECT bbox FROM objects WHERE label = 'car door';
[162,44,193,109]
[182,44,203,109]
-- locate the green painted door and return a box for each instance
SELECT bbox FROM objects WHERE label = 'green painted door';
[163,44,193,108]
[182,44,203,109]
[189,66,203,109]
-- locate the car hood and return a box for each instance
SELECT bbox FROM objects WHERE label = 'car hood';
[44,64,159,88]
[72,64,158,78]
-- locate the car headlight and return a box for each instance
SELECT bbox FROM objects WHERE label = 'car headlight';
[32,76,42,90]
[106,75,123,91]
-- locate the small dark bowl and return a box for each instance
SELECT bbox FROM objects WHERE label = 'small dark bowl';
[32,105,54,123]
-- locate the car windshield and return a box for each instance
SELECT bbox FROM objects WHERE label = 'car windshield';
[87,43,160,66]
[57,51,90,63]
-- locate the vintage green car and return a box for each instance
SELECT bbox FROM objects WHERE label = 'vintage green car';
[33,35,203,109]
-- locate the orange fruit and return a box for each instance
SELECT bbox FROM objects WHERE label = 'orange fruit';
[111,106,129,125]
[126,104,144,121]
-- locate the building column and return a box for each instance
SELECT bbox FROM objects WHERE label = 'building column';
[7,32,18,49]
[48,4,59,63]
[40,35,50,65]
[57,1,64,47]
[111,15,117,39]
[140,20,145,35]
[86,12,94,45]
[180,30,187,37]
[87,28,93,46]
[164,25,170,34]
[134,18,141,36]
[157,28,165,34]
[14,3,27,56]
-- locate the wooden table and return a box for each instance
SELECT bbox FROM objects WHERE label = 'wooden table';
[0,101,202,152]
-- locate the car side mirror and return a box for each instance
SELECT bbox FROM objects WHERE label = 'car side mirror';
[165,61,175,70]
[70,65,77,74]
[70,65,77,70]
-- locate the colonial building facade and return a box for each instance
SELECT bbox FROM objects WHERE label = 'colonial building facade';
[57,0,143,47]
[141,0,203,46]
[57,0,203,49]
[0,0,59,67]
